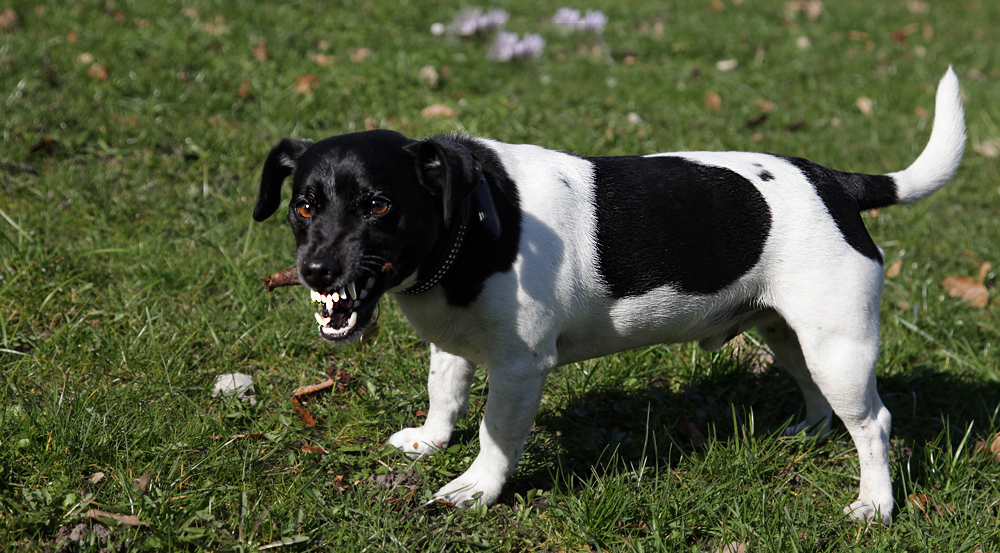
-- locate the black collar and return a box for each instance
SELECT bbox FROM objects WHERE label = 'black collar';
[398,142,501,295]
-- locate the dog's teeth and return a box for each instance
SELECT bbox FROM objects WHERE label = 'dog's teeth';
[332,291,340,303]
[359,289,368,300]
[354,300,362,308]
[347,311,357,328]
[347,282,357,300]
[314,312,331,326]
[339,287,347,301]
[310,290,322,303]
[365,277,375,290]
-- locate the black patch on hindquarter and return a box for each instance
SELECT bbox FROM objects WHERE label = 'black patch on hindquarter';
[436,135,522,307]
[758,170,774,181]
[591,156,772,297]
[780,156,897,262]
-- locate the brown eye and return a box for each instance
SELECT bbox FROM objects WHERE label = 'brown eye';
[296,202,313,219]
[370,199,389,216]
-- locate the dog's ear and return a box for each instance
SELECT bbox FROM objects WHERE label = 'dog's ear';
[404,138,478,229]
[253,138,313,222]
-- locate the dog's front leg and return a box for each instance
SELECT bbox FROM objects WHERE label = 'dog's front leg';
[388,344,476,457]
[433,358,549,507]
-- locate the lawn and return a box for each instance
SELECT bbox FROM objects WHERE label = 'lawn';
[2,0,999,551]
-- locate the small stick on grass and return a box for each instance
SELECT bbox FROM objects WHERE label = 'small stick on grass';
[262,267,300,292]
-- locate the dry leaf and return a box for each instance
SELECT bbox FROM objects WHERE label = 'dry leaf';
[941,276,989,308]
[754,98,776,112]
[0,9,17,33]
[88,472,106,485]
[364,118,378,130]
[785,1,824,20]
[710,0,725,12]
[909,492,932,512]
[705,91,723,112]
[311,53,336,66]
[906,0,929,14]
[88,63,109,81]
[67,29,78,42]
[301,445,329,454]
[349,47,372,63]
[421,104,454,119]
[237,80,251,99]
[885,259,902,278]
[979,261,992,282]
[181,7,199,19]
[251,40,268,62]
[972,139,1000,158]
[132,471,152,492]
[85,509,150,527]
[856,97,874,116]
[294,74,319,95]
[715,541,748,553]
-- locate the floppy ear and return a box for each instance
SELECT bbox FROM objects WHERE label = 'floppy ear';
[403,138,479,229]
[253,138,313,222]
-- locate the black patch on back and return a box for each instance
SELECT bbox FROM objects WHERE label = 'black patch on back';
[758,170,774,181]
[590,156,771,297]
[437,135,522,306]
[780,156,895,262]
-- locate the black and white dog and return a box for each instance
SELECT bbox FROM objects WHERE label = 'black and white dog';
[253,69,965,524]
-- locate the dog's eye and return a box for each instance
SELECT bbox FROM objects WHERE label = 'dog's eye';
[296,201,313,219]
[370,199,390,216]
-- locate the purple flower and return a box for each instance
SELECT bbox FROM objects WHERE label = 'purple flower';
[451,7,510,36]
[552,7,607,33]
[488,31,545,61]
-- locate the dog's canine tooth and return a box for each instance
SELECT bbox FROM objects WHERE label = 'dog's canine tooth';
[347,282,357,300]
[365,277,375,290]
[314,312,331,326]
[339,287,347,301]
[347,311,357,328]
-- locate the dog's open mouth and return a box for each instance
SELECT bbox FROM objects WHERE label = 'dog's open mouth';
[310,275,382,342]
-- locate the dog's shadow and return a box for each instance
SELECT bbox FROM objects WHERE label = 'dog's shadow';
[493,356,1000,504]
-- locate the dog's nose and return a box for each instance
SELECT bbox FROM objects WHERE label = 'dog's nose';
[300,257,342,290]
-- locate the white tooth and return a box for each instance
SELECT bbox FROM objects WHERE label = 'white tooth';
[332,291,340,303]
[359,289,368,300]
[347,311,358,328]
[314,312,331,326]
[347,282,357,300]
[366,277,375,290]
[311,290,322,302]
[339,287,347,300]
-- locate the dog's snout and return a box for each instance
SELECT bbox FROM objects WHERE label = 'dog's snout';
[300,257,342,290]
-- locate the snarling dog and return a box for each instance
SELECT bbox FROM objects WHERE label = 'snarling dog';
[252,68,965,524]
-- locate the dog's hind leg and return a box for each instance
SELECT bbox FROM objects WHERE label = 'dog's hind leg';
[387,344,476,458]
[756,317,833,438]
[777,284,893,525]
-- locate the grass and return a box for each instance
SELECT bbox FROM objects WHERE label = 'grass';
[2,0,999,550]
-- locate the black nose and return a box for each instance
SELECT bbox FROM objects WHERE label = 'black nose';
[300,257,342,290]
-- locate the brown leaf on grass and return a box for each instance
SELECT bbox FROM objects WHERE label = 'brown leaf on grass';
[714,541,748,553]
[941,274,989,308]
[755,98,776,112]
[906,0,929,14]
[421,104,455,119]
[301,445,329,454]
[785,1,824,20]
[85,509,150,527]
[705,91,723,112]
[972,139,1000,158]
[294,74,319,95]
[909,493,932,512]
[856,97,874,116]
[885,259,902,278]
[132,471,152,492]
[311,53,336,66]
[974,432,1000,460]
[679,418,707,447]
[349,47,372,63]
[252,40,268,61]
[88,63,109,81]
[237,80,252,99]
[88,472,106,485]
[67,30,78,42]
[1,9,19,33]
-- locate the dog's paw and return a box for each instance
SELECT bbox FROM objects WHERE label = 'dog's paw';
[387,427,447,458]
[432,470,504,508]
[844,498,893,526]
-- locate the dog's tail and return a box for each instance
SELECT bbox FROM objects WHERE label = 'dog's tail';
[881,66,966,206]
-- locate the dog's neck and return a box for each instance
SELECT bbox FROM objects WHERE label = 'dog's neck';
[398,143,501,296]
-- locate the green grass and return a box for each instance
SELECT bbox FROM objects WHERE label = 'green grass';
[2,0,999,550]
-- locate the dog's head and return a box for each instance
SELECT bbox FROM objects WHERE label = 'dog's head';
[253,130,481,344]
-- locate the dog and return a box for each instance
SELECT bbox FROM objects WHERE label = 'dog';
[252,68,965,525]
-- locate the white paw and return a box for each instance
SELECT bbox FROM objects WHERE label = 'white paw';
[433,467,505,508]
[387,427,447,458]
[844,498,893,526]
